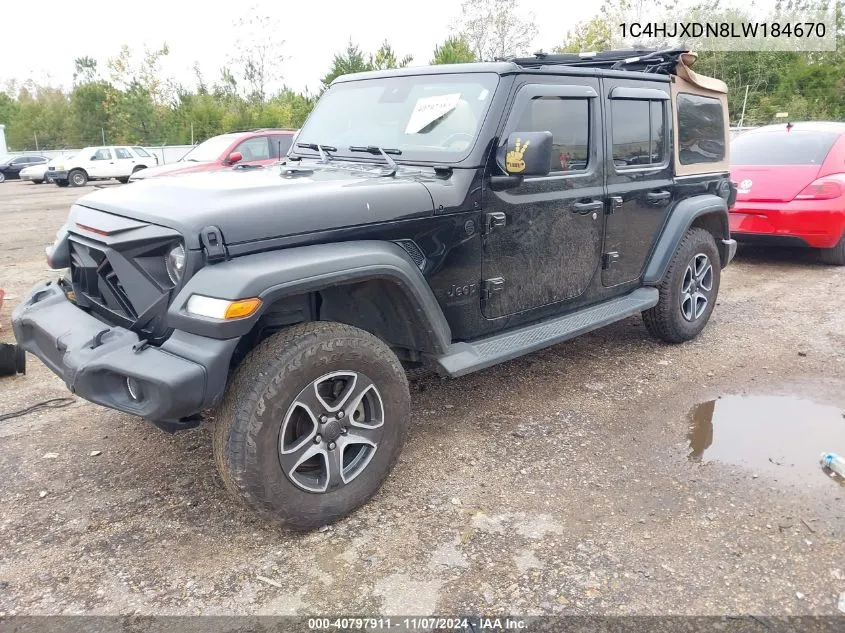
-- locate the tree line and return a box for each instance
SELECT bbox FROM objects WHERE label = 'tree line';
[2,0,843,151]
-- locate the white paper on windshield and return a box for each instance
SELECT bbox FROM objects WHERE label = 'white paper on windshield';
[405,93,461,134]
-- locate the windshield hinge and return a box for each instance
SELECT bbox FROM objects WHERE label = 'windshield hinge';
[200,226,228,263]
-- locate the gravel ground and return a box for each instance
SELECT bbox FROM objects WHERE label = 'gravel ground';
[0,179,844,617]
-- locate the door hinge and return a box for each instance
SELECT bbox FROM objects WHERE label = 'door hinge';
[200,225,228,262]
[608,196,623,215]
[484,212,506,234]
[602,252,620,269]
[481,277,505,301]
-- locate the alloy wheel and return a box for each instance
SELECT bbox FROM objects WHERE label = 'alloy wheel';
[279,371,385,493]
[680,253,713,322]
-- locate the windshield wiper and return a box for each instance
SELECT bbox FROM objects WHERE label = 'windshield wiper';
[348,146,401,176]
[296,142,337,163]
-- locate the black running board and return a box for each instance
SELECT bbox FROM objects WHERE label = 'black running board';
[435,288,659,377]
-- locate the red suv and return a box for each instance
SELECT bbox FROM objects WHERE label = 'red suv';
[730,122,845,265]
[129,129,296,182]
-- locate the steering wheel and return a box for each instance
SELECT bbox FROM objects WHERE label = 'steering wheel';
[441,133,474,148]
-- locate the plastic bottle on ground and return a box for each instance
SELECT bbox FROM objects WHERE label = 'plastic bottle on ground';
[820,452,845,478]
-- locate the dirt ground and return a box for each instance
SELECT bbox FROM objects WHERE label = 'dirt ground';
[0,179,844,617]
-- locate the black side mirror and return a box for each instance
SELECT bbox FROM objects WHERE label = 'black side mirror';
[501,131,553,176]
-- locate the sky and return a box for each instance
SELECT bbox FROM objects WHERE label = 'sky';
[1,0,602,95]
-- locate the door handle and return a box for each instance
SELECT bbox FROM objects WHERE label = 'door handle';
[647,190,671,202]
[571,200,604,214]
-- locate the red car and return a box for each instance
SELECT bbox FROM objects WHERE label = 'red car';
[729,122,845,265]
[129,128,296,182]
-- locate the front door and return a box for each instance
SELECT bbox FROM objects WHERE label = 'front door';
[87,148,117,178]
[481,78,604,319]
[232,136,277,167]
[602,80,675,287]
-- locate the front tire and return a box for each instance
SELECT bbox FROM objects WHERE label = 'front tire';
[213,322,410,530]
[68,169,88,187]
[643,228,721,343]
[55,179,69,187]
[820,235,845,266]
[0,172,5,183]
[31,179,44,185]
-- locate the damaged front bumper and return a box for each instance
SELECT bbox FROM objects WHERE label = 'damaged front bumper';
[12,280,238,424]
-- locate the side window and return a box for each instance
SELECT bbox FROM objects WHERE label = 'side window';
[677,93,726,165]
[115,148,132,159]
[132,146,151,157]
[270,135,293,159]
[611,100,665,167]
[514,97,590,173]
[93,149,112,161]
[234,137,270,161]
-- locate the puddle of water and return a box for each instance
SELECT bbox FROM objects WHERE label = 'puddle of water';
[687,395,845,487]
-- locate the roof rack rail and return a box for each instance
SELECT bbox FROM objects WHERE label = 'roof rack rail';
[500,47,691,76]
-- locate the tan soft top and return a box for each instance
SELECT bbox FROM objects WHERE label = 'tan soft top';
[675,51,728,95]
[671,51,730,176]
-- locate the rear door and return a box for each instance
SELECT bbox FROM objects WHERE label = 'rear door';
[270,134,293,160]
[602,80,675,287]
[114,147,137,176]
[481,76,605,319]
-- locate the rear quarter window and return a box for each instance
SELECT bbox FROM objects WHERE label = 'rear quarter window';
[677,93,726,165]
[731,130,839,165]
[132,147,152,157]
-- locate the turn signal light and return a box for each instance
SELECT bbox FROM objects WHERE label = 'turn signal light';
[224,298,262,319]
[185,295,262,320]
[794,178,844,201]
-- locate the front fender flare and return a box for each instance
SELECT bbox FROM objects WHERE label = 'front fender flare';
[643,194,732,285]
[167,240,452,353]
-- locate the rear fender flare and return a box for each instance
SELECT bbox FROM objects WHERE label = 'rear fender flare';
[643,194,730,284]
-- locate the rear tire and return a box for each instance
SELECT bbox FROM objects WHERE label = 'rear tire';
[32,179,44,184]
[213,321,410,530]
[643,228,721,344]
[68,169,88,187]
[820,235,845,266]
[117,177,130,184]
[0,172,6,183]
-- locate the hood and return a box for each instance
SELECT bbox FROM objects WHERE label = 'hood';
[75,164,436,249]
[131,161,216,179]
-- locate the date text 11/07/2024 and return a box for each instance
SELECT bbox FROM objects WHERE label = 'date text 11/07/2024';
[619,22,827,39]
[307,617,528,630]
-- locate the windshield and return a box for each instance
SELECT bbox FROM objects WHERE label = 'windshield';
[180,134,239,162]
[294,73,499,163]
[731,130,839,165]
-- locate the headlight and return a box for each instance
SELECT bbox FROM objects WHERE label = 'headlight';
[165,244,186,285]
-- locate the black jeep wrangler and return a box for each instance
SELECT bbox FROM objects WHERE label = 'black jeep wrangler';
[13,48,737,529]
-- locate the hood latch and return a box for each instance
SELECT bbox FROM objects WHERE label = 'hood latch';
[200,225,228,263]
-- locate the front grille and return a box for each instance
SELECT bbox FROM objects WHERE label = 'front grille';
[70,241,137,326]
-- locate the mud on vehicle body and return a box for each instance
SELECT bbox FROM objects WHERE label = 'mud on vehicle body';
[13,48,736,529]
